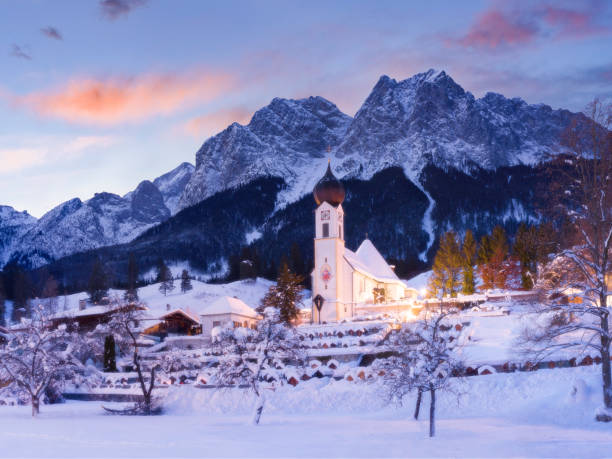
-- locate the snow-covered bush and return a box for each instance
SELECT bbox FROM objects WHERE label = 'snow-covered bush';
[213,307,305,424]
[376,311,465,437]
[0,305,86,416]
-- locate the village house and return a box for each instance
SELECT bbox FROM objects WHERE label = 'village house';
[198,296,259,336]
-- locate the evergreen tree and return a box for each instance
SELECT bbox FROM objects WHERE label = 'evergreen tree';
[251,247,262,279]
[41,274,59,314]
[157,260,175,296]
[490,225,509,256]
[461,230,477,294]
[238,247,260,280]
[227,254,241,281]
[180,269,193,293]
[490,226,509,289]
[87,259,109,304]
[477,234,492,266]
[155,258,166,283]
[428,231,462,299]
[477,226,511,290]
[103,334,117,372]
[239,259,256,280]
[124,253,139,302]
[12,268,33,322]
[258,261,304,325]
[289,242,305,277]
[264,259,277,280]
[513,223,538,290]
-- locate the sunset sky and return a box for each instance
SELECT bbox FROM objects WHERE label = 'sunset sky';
[1,0,611,217]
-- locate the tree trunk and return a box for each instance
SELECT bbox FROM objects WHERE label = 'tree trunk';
[429,387,436,438]
[143,392,151,415]
[31,396,40,417]
[414,389,422,420]
[252,392,265,425]
[600,312,612,410]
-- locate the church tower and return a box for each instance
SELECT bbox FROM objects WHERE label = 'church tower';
[312,161,349,323]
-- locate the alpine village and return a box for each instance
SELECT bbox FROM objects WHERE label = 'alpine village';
[0,1,610,458]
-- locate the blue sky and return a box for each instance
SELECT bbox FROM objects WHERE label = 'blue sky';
[1,0,611,217]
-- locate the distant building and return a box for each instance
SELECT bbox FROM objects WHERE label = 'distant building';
[199,296,259,336]
[49,302,146,333]
[143,309,202,338]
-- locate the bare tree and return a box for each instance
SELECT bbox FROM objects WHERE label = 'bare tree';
[522,99,611,419]
[213,307,304,424]
[0,305,83,416]
[99,299,160,414]
[377,311,465,437]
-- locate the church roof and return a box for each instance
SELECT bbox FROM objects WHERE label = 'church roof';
[344,239,402,284]
[313,162,345,207]
[200,296,259,319]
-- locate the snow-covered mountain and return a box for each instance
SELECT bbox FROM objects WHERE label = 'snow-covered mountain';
[1,69,583,271]
[334,70,575,181]
[152,162,195,214]
[180,69,577,210]
[179,96,351,209]
[0,206,37,268]
[1,163,193,269]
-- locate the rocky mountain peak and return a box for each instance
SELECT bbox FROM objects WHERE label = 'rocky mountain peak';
[131,180,170,223]
[1,69,586,270]
[178,95,352,210]
[152,162,194,214]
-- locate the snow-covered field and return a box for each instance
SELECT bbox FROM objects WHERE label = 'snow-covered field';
[0,365,609,458]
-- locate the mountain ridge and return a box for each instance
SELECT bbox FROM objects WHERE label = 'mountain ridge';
[2,162,194,269]
[0,69,585,270]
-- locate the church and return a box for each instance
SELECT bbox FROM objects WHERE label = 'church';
[311,162,414,323]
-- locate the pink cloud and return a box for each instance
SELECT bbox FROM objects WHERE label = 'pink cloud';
[13,71,235,125]
[453,2,610,50]
[456,9,537,49]
[542,5,611,38]
[182,107,252,137]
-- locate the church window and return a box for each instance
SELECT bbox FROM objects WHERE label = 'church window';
[322,223,329,237]
[213,321,221,327]
[339,224,342,239]
[321,210,330,220]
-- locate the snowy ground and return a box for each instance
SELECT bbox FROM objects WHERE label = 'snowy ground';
[0,365,610,458]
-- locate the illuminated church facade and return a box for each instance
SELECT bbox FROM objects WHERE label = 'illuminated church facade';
[311,163,414,323]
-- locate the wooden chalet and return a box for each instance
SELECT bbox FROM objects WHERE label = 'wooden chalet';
[143,309,202,338]
[50,302,146,333]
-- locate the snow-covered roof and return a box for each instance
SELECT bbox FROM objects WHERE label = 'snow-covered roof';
[199,296,259,319]
[344,239,402,284]
[51,303,146,320]
[159,308,201,324]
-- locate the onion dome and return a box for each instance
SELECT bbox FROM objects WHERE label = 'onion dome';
[313,161,345,207]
